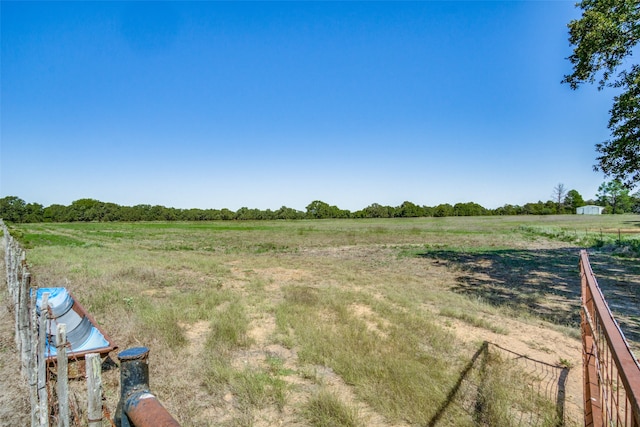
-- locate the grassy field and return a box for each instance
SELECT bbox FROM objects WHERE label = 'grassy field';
[4,215,640,426]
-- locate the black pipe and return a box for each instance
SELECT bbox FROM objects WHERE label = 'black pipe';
[115,347,150,427]
[114,347,180,427]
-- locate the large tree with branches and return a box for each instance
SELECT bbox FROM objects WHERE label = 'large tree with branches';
[563,0,640,188]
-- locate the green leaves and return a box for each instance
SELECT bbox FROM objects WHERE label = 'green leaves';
[597,179,632,213]
[564,0,640,187]
[564,0,640,90]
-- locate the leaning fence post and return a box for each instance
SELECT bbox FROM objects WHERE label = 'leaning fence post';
[38,292,50,427]
[56,324,69,427]
[86,353,102,427]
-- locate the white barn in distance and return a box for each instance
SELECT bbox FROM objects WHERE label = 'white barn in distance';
[576,205,604,215]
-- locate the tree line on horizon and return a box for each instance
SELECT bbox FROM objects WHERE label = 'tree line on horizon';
[1,182,638,223]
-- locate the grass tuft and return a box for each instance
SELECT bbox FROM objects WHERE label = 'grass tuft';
[302,389,362,427]
[137,301,188,349]
[206,300,251,353]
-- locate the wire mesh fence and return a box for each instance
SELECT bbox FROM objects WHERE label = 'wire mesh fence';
[580,249,640,427]
[428,341,570,426]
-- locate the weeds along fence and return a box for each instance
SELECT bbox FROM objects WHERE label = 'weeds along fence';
[1,218,85,426]
[580,249,640,426]
[427,340,570,426]
[520,226,640,249]
[2,219,51,426]
[1,220,180,427]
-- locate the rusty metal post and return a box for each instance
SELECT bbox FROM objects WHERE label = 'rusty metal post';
[115,347,180,427]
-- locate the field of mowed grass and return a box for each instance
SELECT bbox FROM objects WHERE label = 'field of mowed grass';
[4,215,640,426]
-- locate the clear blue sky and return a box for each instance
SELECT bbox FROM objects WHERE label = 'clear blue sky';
[1,1,615,211]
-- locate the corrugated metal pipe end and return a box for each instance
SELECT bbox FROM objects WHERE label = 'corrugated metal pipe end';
[115,347,181,427]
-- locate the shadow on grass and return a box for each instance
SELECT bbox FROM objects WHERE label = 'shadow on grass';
[417,248,582,325]
[585,249,640,349]
[427,342,488,427]
[428,341,569,427]
[416,247,640,346]
[622,219,640,228]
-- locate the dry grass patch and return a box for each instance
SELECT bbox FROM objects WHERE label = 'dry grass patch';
[8,216,633,425]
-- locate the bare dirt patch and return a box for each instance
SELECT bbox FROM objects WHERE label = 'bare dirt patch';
[229,264,310,282]
[226,263,311,299]
[349,303,390,339]
[180,320,211,356]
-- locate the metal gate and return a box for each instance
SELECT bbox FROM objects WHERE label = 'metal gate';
[580,250,640,426]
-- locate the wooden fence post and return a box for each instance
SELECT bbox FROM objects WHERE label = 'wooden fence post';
[38,293,50,427]
[30,288,39,427]
[86,353,102,427]
[13,247,21,349]
[56,324,69,427]
[20,272,32,374]
[2,222,52,426]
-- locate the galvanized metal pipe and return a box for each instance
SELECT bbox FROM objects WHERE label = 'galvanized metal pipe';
[115,347,180,427]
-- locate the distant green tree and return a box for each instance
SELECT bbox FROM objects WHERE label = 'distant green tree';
[563,0,640,187]
[101,203,123,221]
[122,204,150,221]
[523,201,555,215]
[359,203,394,218]
[597,179,631,213]
[433,203,454,217]
[43,204,69,222]
[219,208,234,220]
[0,196,27,222]
[453,202,488,216]
[306,200,332,219]
[306,200,328,219]
[235,207,267,220]
[397,201,423,217]
[262,209,276,220]
[182,208,207,221]
[24,203,44,222]
[305,201,349,219]
[421,205,434,217]
[149,205,176,221]
[234,207,251,220]
[494,204,523,215]
[68,198,108,221]
[332,207,350,219]
[274,206,303,220]
[564,189,585,212]
[202,210,221,220]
